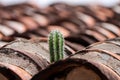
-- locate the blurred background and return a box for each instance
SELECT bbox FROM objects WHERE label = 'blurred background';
[0,0,120,51]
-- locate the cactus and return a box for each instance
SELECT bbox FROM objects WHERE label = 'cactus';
[49,30,64,63]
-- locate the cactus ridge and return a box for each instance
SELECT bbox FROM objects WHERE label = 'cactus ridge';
[49,30,64,62]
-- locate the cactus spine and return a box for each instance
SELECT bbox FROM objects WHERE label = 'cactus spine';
[49,30,64,63]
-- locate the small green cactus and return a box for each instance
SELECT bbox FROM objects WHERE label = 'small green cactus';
[49,30,64,63]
